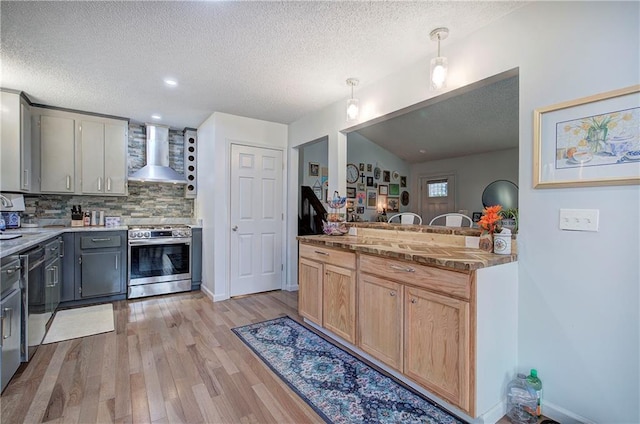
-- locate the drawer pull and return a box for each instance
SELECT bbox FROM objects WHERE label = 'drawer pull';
[91,238,111,242]
[314,251,329,256]
[389,291,396,297]
[2,308,12,339]
[390,264,415,273]
[410,298,417,304]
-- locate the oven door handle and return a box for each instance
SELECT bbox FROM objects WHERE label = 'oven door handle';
[128,238,191,246]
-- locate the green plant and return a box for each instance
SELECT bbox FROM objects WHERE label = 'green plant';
[500,208,519,233]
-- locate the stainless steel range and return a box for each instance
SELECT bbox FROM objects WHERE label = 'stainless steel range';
[127,225,192,299]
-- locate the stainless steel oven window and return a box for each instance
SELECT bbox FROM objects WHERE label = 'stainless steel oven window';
[128,239,191,286]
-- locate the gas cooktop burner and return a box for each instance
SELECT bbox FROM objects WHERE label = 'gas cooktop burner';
[128,224,191,239]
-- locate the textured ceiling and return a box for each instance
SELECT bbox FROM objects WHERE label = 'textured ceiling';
[354,74,519,163]
[1,1,527,130]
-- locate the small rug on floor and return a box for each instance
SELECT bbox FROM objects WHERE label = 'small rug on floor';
[232,316,464,424]
[43,303,114,344]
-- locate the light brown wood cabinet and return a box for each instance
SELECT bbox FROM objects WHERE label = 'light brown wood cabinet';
[298,240,518,421]
[298,243,356,343]
[357,273,403,370]
[404,285,470,413]
[358,253,474,415]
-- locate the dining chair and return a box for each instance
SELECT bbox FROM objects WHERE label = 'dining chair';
[428,213,473,227]
[387,212,423,225]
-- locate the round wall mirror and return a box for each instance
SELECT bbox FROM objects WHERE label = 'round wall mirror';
[482,180,518,209]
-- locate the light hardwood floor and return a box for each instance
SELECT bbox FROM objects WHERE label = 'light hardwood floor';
[2,290,530,424]
[1,290,323,424]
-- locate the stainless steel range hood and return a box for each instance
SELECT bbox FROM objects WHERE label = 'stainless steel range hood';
[128,124,187,184]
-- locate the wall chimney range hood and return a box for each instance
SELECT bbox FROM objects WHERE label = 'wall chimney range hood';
[128,124,187,184]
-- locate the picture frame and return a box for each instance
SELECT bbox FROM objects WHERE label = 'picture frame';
[366,189,377,209]
[533,85,640,188]
[389,183,400,196]
[400,176,407,188]
[378,184,388,195]
[383,170,390,182]
[359,163,365,171]
[309,162,319,177]
[472,212,482,222]
[357,183,365,191]
[366,176,374,187]
[356,206,364,214]
[367,164,372,172]
[346,187,356,198]
[387,197,399,213]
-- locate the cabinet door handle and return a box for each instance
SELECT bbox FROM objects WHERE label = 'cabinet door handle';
[66,175,71,190]
[3,308,12,339]
[107,177,112,192]
[314,251,329,256]
[115,255,118,270]
[389,291,396,297]
[54,266,59,285]
[97,177,102,192]
[60,240,64,257]
[23,169,29,188]
[91,238,111,242]
[390,264,415,273]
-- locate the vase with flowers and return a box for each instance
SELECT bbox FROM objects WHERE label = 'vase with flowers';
[478,205,503,253]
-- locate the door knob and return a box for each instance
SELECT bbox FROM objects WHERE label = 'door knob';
[232,226,238,232]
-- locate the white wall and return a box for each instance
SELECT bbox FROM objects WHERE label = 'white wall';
[287,2,639,422]
[347,131,411,221]
[197,112,288,300]
[411,148,518,216]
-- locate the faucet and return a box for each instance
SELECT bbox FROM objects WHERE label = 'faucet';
[0,194,13,208]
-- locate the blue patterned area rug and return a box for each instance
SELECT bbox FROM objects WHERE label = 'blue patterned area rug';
[232,316,465,424]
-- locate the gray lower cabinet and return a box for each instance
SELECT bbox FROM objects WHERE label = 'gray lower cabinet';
[191,227,202,289]
[61,231,126,303]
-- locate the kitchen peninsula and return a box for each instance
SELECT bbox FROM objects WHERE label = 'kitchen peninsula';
[297,222,518,422]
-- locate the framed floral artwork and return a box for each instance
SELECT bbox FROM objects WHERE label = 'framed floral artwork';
[533,85,640,188]
[378,184,388,195]
[389,183,400,196]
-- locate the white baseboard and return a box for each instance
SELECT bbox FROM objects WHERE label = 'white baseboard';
[284,283,299,291]
[198,285,215,301]
[543,401,595,424]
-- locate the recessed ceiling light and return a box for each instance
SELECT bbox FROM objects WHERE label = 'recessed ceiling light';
[164,79,178,87]
[419,149,427,154]
[151,114,162,120]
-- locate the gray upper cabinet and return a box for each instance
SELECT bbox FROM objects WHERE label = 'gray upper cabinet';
[33,107,128,196]
[39,113,76,193]
[81,120,127,195]
[0,91,32,192]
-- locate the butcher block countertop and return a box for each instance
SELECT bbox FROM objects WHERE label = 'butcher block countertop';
[297,223,517,271]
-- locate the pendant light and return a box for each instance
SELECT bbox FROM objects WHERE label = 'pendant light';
[429,27,449,90]
[346,78,359,121]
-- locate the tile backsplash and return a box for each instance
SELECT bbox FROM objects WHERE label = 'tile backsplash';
[24,123,194,223]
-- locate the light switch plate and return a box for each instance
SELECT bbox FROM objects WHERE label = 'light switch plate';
[559,209,599,232]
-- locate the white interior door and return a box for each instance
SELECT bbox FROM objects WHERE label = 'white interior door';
[230,144,283,297]
[419,174,456,224]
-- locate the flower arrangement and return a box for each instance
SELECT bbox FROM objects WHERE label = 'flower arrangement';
[479,205,503,234]
[563,112,633,153]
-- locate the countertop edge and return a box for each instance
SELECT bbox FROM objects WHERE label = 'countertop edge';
[297,235,517,271]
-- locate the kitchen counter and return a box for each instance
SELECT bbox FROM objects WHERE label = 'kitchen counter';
[0,226,128,258]
[297,234,516,271]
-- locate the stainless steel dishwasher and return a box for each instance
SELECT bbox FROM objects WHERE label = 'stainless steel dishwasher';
[23,245,46,360]
[1,256,22,392]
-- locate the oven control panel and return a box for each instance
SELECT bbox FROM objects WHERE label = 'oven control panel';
[128,227,192,239]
